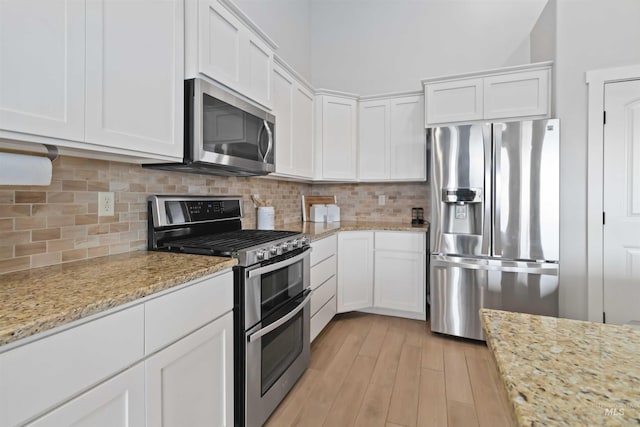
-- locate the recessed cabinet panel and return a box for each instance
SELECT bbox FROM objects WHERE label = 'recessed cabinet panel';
[374,251,425,314]
[426,78,483,125]
[247,38,271,106]
[337,231,374,312]
[273,67,294,174]
[321,96,358,180]
[0,0,84,140]
[359,100,390,180]
[146,313,234,427]
[390,96,425,180]
[200,0,241,90]
[483,69,549,120]
[26,364,145,427]
[85,0,183,158]
[292,86,315,177]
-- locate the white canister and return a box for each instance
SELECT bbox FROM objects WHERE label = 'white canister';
[257,206,275,230]
[309,204,328,222]
[326,204,340,223]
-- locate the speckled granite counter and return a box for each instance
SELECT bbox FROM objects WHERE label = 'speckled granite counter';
[0,252,237,347]
[277,221,430,241]
[481,309,640,426]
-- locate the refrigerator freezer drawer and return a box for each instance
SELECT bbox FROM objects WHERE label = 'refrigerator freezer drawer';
[430,255,558,340]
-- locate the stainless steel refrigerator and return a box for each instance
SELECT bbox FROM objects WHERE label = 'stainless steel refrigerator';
[428,119,559,340]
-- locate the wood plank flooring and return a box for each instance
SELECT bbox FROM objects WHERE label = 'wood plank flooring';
[265,313,513,427]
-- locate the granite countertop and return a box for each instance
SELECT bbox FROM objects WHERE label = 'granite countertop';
[0,251,237,348]
[277,220,430,241]
[481,308,640,426]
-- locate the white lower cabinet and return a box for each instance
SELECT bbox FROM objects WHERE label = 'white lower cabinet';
[337,231,374,312]
[310,234,337,341]
[26,364,145,427]
[146,312,234,427]
[337,231,427,320]
[0,270,234,427]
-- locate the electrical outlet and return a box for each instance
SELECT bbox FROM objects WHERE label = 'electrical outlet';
[378,195,386,206]
[98,192,115,216]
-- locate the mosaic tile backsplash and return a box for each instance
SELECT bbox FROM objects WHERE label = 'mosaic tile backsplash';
[0,156,429,274]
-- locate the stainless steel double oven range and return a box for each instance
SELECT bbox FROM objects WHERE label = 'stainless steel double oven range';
[148,195,311,427]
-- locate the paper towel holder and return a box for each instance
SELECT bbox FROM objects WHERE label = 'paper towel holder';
[43,144,59,162]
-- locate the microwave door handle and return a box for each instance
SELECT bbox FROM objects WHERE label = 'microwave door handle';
[248,292,311,342]
[263,120,273,163]
[257,122,266,161]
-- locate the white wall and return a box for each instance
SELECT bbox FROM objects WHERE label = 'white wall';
[234,0,312,80]
[550,0,640,320]
[310,0,547,95]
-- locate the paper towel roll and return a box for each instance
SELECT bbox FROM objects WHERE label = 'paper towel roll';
[0,152,52,186]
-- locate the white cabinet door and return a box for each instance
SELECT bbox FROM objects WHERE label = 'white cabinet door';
[337,231,374,312]
[197,0,273,108]
[483,69,549,120]
[358,99,390,180]
[292,84,314,178]
[26,364,145,427]
[0,0,84,141]
[146,312,234,427]
[85,0,183,159]
[425,78,483,125]
[374,250,425,315]
[390,95,426,180]
[320,96,358,180]
[273,65,295,175]
[198,0,242,94]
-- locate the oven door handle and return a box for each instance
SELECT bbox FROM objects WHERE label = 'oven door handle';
[247,250,310,279]
[248,292,311,343]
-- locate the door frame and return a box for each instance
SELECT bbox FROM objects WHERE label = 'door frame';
[585,64,640,322]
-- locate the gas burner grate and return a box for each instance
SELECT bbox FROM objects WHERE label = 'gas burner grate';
[166,229,301,252]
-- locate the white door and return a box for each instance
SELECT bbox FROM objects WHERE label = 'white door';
[374,250,425,314]
[321,96,358,180]
[603,79,640,325]
[273,65,294,175]
[0,0,85,141]
[85,0,183,159]
[26,364,145,427]
[358,99,390,180]
[146,312,234,427]
[389,95,425,180]
[337,231,374,312]
[292,85,314,178]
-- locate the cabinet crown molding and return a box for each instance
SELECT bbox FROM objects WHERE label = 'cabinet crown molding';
[421,61,553,86]
[274,55,314,92]
[315,88,360,99]
[359,90,423,101]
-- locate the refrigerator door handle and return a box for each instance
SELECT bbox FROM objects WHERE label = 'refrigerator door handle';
[430,255,558,275]
[482,124,493,256]
[492,123,503,257]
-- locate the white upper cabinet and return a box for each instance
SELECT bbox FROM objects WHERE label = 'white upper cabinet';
[316,92,358,181]
[423,62,552,126]
[190,0,276,109]
[272,57,314,179]
[358,94,425,181]
[85,0,183,159]
[0,0,184,162]
[0,0,85,141]
[358,99,390,180]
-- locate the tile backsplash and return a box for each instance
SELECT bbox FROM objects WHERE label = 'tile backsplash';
[0,156,429,274]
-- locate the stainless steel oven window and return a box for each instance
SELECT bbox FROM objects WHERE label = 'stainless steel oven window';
[260,308,304,395]
[245,250,311,329]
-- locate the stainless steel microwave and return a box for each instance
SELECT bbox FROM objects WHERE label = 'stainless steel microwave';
[145,78,275,176]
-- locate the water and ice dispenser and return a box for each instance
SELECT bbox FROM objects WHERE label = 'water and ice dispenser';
[440,188,483,235]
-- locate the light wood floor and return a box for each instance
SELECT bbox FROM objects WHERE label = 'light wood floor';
[265,312,513,427]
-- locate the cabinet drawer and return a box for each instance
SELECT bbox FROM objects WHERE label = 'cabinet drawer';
[0,305,144,427]
[311,234,337,266]
[375,231,425,252]
[311,296,336,342]
[311,255,336,290]
[145,270,233,355]
[311,275,336,316]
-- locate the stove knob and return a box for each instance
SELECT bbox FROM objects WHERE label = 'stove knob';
[292,239,299,248]
[270,246,278,255]
[299,237,307,246]
[280,242,288,252]
[256,250,265,261]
